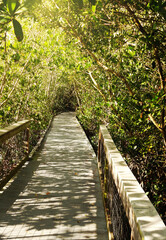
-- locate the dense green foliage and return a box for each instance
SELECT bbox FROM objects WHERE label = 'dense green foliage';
[0,0,165,222]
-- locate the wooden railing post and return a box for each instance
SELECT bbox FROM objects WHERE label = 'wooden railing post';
[25,127,30,155]
[97,130,102,163]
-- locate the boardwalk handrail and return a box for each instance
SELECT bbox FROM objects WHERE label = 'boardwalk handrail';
[0,120,31,189]
[0,120,30,144]
[98,125,166,240]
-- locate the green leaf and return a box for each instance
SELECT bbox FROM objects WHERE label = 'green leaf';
[0,16,11,23]
[92,5,96,13]
[128,45,135,50]
[92,15,97,21]
[6,0,20,15]
[127,49,136,57]
[12,19,23,42]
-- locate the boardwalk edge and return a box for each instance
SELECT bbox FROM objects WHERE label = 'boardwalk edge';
[98,125,166,240]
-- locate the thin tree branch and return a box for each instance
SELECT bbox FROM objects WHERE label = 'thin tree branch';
[0,54,31,108]
[65,20,134,96]
[88,72,107,102]
[122,2,165,91]
[148,114,162,132]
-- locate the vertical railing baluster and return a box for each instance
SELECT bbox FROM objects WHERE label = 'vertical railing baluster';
[26,127,30,156]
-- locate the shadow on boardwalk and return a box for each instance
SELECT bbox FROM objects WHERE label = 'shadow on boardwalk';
[0,112,108,240]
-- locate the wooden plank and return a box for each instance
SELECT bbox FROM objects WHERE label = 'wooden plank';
[0,120,30,144]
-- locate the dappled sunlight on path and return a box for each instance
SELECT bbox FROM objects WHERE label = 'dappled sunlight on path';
[0,112,108,240]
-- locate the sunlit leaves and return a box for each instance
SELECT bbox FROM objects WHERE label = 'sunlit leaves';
[147,0,166,19]
[91,5,96,13]
[6,0,20,15]
[0,0,23,42]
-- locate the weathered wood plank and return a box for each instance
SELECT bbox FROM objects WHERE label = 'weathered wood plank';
[0,120,30,144]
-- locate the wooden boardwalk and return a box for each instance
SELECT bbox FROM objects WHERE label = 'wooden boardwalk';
[0,112,108,240]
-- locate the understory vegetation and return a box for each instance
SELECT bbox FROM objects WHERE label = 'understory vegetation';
[0,0,165,223]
